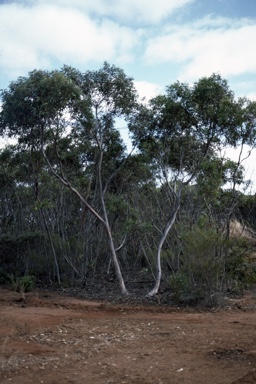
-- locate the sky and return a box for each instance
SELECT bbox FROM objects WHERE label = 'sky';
[0,0,256,190]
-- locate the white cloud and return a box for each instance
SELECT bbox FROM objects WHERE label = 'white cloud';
[144,17,256,81]
[245,93,256,101]
[0,2,141,78]
[134,80,163,102]
[34,0,194,24]
[1,0,256,105]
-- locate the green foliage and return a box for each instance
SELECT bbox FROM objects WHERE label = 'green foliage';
[33,199,55,211]
[238,194,256,229]
[196,158,242,201]
[130,73,256,190]
[168,220,256,304]
[9,274,36,293]
[176,223,225,303]
[169,272,191,301]
[225,237,256,292]
[0,69,82,144]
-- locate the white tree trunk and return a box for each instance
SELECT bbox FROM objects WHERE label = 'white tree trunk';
[147,202,180,297]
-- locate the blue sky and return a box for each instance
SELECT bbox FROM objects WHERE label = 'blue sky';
[0,0,256,189]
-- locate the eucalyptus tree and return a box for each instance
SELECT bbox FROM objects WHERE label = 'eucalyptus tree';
[0,63,138,295]
[129,74,256,296]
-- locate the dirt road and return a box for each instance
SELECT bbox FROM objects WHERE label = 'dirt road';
[0,288,256,384]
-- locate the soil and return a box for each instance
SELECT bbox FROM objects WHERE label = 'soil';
[1,287,256,384]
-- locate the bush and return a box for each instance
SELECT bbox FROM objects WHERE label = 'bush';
[168,221,256,305]
[169,272,191,301]
[9,274,36,293]
[225,238,256,292]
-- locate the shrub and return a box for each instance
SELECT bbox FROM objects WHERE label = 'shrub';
[9,274,36,293]
[168,221,256,305]
[225,237,256,292]
[169,272,191,301]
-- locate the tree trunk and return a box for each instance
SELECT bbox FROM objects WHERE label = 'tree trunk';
[97,148,129,295]
[40,207,61,285]
[147,201,180,297]
[106,223,128,295]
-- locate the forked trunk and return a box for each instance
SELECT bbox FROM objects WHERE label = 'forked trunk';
[147,202,180,297]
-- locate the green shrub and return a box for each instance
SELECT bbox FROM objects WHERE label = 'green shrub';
[169,272,191,301]
[168,221,256,305]
[225,238,256,292]
[9,274,36,293]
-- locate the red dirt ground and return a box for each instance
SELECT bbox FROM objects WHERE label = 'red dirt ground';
[1,288,256,384]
